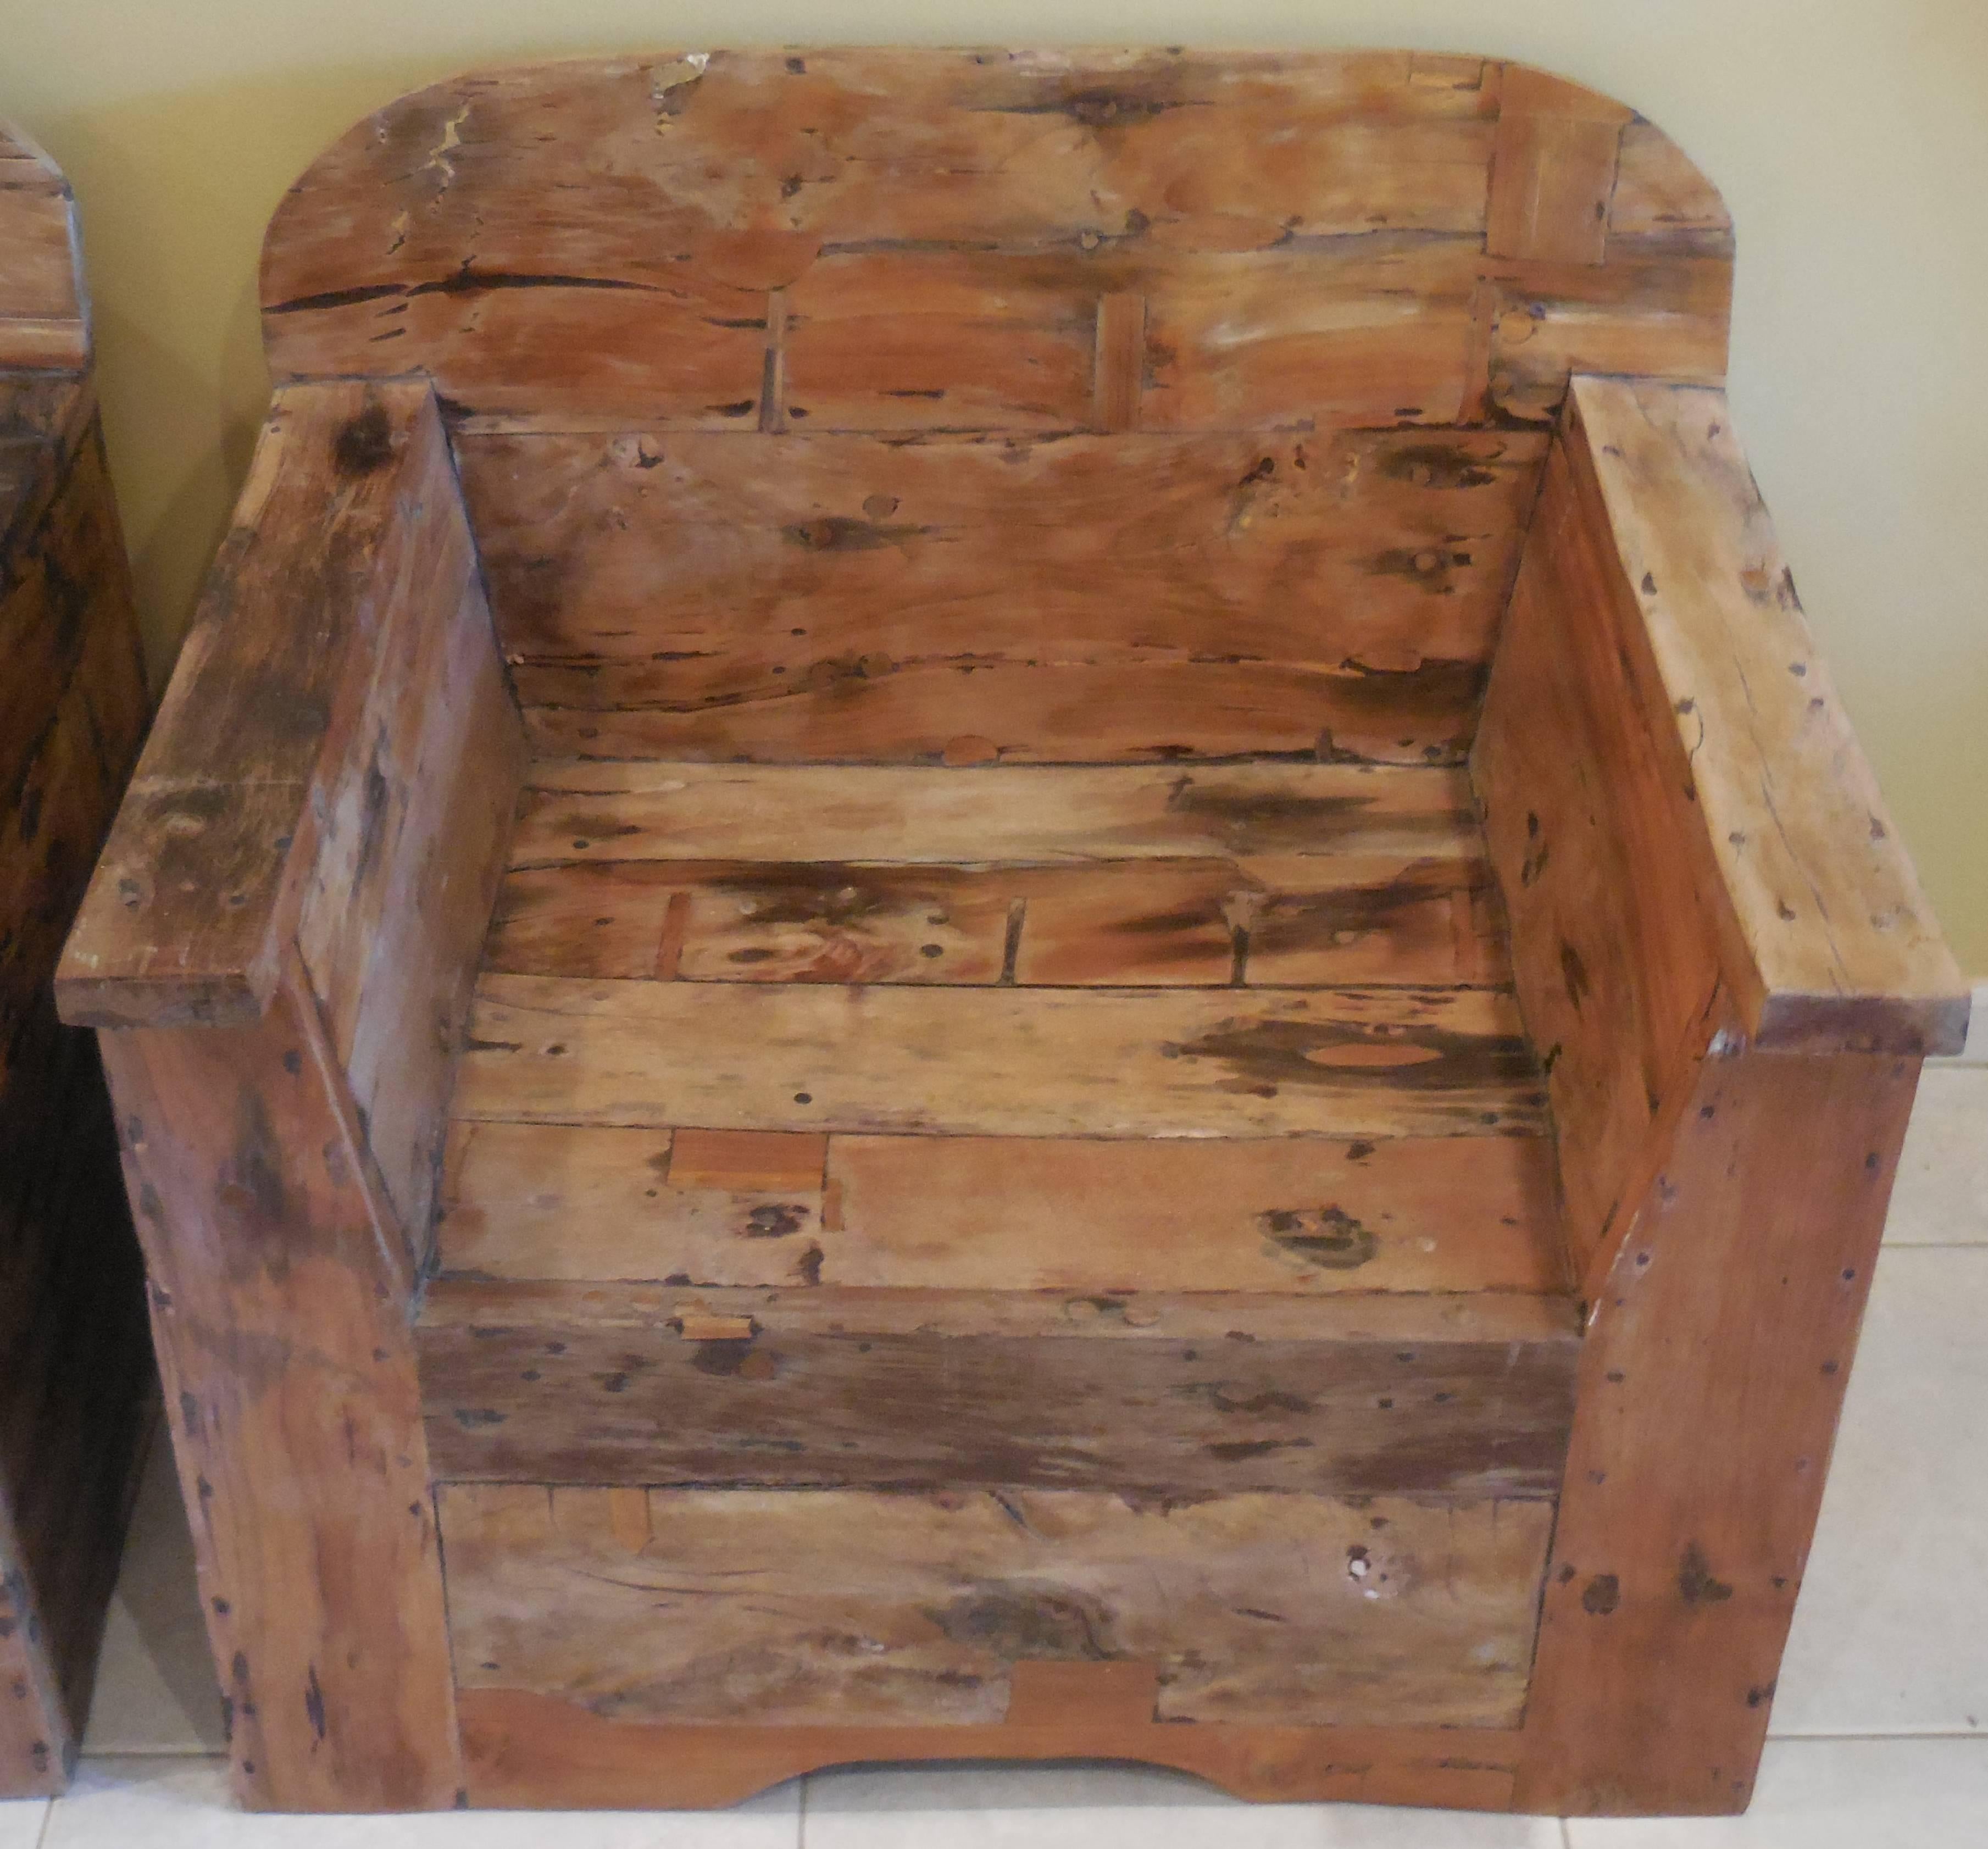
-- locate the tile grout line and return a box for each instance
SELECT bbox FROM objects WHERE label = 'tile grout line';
[797,1768,809,1849]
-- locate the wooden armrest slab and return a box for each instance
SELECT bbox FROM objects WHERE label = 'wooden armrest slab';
[1565,376,1966,1056]
[54,379,460,1028]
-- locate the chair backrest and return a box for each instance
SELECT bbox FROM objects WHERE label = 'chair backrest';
[262,49,1733,765]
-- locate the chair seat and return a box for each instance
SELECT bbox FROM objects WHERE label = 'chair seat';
[416,756,1577,1735]
[423,752,1575,1481]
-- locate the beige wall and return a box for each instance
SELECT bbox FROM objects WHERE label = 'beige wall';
[5,1,1984,970]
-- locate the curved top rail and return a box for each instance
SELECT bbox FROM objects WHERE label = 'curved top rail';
[261,49,1732,434]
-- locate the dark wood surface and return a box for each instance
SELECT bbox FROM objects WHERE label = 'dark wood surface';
[1,125,154,1798]
[419,1284,1578,1497]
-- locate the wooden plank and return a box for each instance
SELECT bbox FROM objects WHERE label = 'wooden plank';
[264,52,1501,313]
[1009,860,1236,986]
[1010,851,1508,987]
[0,387,112,803]
[509,761,1481,869]
[1609,121,1734,253]
[453,976,1546,1139]
[484,850,1506,990]
[1569,377,1968,1054]
[436,1121,826,1284]
[669,1128,827,1191]
[293,471,526,1250]
[438,1484,1554,1727]
[1092,292,1145,430]
[434,1121,1562,1293]
[1486,68,1631,266]
[0,372,151,1796]
[419,1282,1578,1496]
[1244,852,1511,986]
[463,1687,1520,1810]
[781,242,1480,432]
[484,860,1015,986]
[1473,430,1727,1274]
[0,125,86,367]
[526,657,1483,765]
[459,428,1545,692]
[98,959,460,1811]
[1481,254,1730,423]
[270,275,770,431]
[823,1132,1561,1293]
[1515,1044,1919,1814]
[259,52,1725,434]
[55,382,451,1030]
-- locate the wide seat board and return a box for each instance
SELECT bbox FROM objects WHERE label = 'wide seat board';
[440,1484,1556,1731]
[456,973,1542,1139]
[435,1122,1563,1293]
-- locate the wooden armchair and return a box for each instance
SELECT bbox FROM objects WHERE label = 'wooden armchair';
[57,51,1968,1817]
[1,121,154,1795]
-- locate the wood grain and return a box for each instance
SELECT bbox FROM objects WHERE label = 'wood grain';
[438,1483,1554,1727]
[484,852,1508,989]
[0,292,151,1794]
[99,960,461,1811]
[1473,424,1726,1276]
[1514,1041,1918,1813]
[457,1685,1522,1808]
[291,420,525,1253]
[260,51,1729,434]
[1568,378,1967,1055]
[418,1281,1578,1496]
[524,656,1485,766]
[436,1122,1561,1294]
[1486,68,1631,266]
[509,760,1480,868]
[460,427,1546,746]
[454,976,1545,1139]
[57,382,452,1030]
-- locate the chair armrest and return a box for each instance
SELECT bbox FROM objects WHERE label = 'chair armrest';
[57,380,467,1028]
[1475,374,1967,1272]
[57,377,525,1259]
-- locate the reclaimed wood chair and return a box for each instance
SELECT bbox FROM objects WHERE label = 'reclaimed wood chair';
[1,122,154,1796]
[56,51,1968,1818]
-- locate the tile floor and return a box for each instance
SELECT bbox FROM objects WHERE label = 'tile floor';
[3,1062,1983,1846]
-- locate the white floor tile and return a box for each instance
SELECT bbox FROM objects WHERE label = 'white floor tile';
[800,1762,1562,1846]
[0,1796,49,1849]
[82,1434,226,1755]
[1774,1246,1988,1735]
[1564,1736,1988,1845]
[1885,1065,1988,1245]
[45,1757,798,1845]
